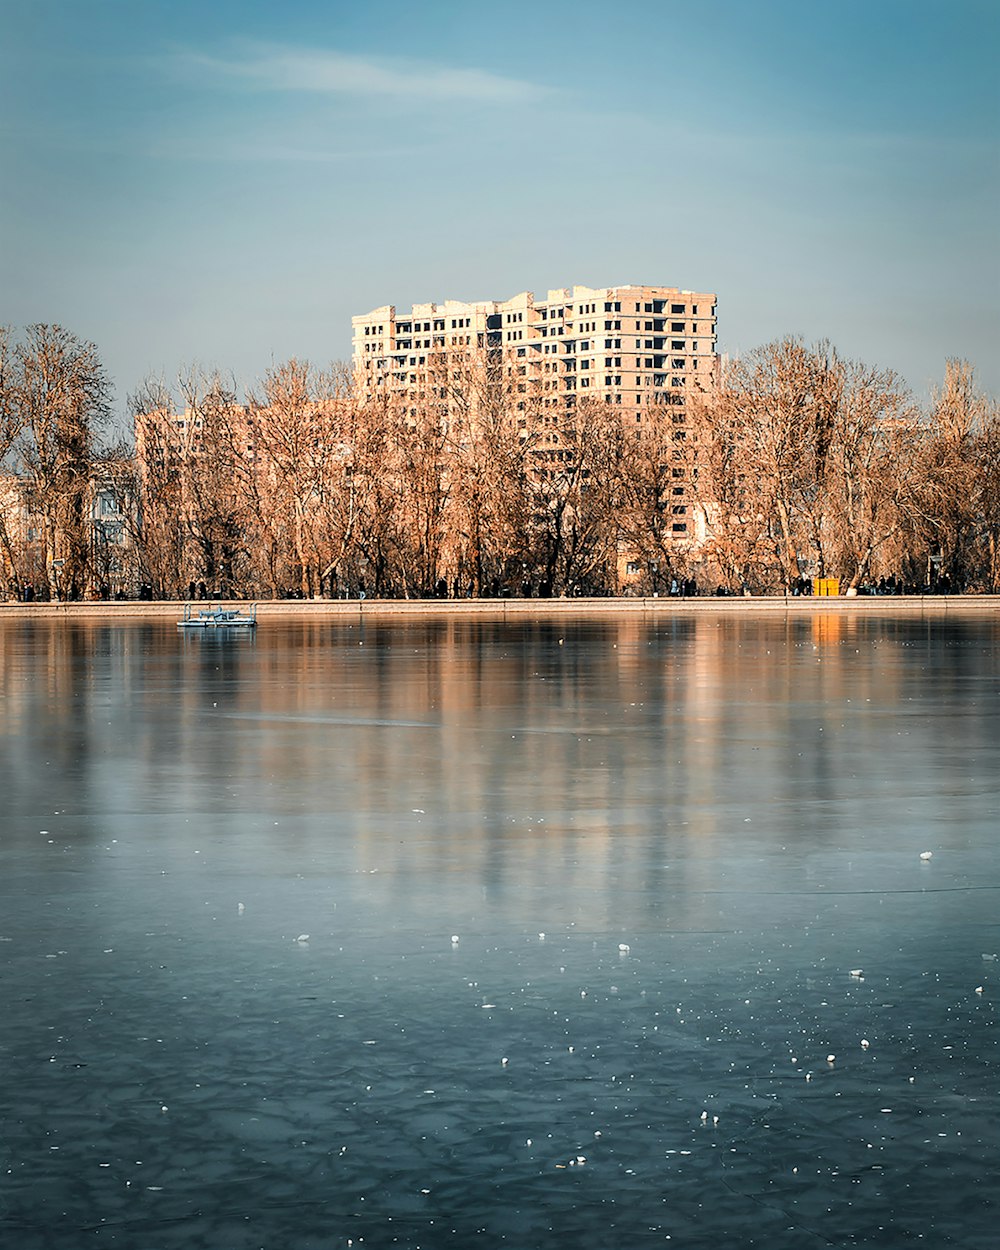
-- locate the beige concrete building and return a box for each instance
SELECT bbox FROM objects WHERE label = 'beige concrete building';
[353,284,718,565]
[1,469,134,600]
[353,283,717,419]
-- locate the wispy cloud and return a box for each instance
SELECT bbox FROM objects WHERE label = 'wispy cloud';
[149,136,428,165]
[173,42,551,104]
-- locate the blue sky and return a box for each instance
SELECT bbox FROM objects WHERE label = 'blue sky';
[2,0,997,420]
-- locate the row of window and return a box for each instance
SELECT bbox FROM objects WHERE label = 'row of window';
[367,324,712,354]
[364,301,713,334]
[393,337,446,350]
[368,345,704,372]
[639,301,701,315]
[394,319,445,333]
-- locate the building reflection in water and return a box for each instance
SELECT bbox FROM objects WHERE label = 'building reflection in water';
[2,612,994,932]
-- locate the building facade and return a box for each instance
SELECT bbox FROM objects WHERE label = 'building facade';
[352,283,717,420]
[1,468,134,601]
[353,284,719,576]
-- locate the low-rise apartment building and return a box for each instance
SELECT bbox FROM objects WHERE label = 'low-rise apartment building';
[1,468,134,600]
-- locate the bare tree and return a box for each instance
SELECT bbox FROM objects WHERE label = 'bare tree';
[822,361,917,591]
[0,327,26,593]
[5,325,111,599]
[687,375,790,592]
[340,392,401,597]
[318,386,401,598]
[908,360,999,589]
[247,359,351,597]
[527,398,626,596]
[0,327,21,461]
[130,376,184,595]
[175,369,256,596]
[615,407,703,593]
[131,369,255,598]
[976,408,1000,590]
[393,395,452,597]
[444,345,535,596]
[687,338,917,592]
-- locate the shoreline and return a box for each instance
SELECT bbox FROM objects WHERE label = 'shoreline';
[2,594,998,620]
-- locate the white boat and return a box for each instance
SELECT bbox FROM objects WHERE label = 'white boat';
[178,603,258,628]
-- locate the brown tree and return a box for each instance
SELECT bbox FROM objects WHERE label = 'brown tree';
[688,339,918,592]
[615,404,705,594]
[248,359,352,598]
[444,345,535,596]
[976,409,1000,590]
[822,361,917,591]
[177,370,257,597]
[133,368,256,597]
[5,325,111,599]
[528,398,626,596]
[0,328,26,593]
[907,360,998,589]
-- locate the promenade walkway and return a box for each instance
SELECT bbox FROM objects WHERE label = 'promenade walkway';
[3,594,998,620]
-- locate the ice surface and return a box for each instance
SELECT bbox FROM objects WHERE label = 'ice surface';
[0,612,997,1248]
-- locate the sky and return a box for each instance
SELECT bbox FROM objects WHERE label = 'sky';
[1,0,997,426]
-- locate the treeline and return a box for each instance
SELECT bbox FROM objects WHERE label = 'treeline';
[2,327,998,600]
[689,340,1000,595]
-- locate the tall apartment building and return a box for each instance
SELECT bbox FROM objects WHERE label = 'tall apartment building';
[352,283,717,425]
[353,284,718,565]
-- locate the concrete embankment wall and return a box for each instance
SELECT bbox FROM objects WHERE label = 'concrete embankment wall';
[2,595,998,621]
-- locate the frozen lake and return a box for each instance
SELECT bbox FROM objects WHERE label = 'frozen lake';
[1,611,997,1248]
